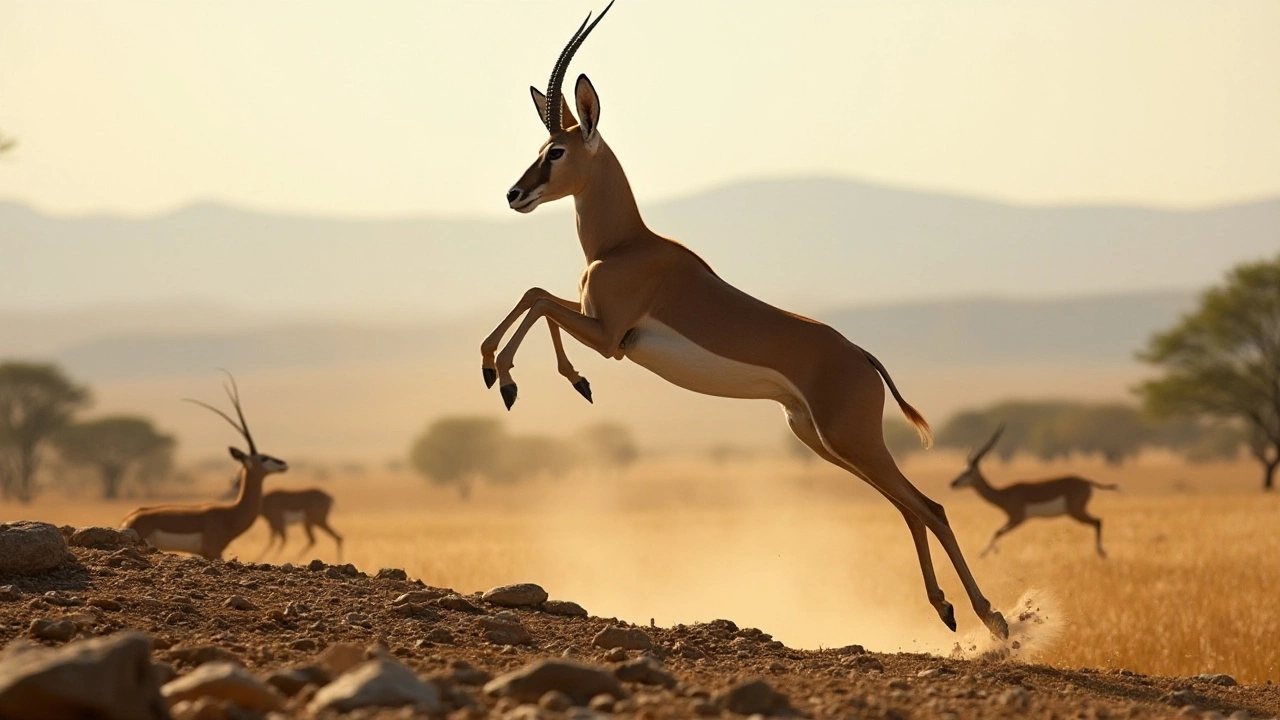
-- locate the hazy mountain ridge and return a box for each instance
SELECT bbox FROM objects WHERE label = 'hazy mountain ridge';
[4,177,1276,319]
[3,290,1194,383]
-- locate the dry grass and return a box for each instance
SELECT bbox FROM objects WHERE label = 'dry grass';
[9,452,1279,683]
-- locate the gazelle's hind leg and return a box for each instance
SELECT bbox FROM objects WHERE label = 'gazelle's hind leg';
[801,364,1007,639]
[786,410,957,631]
[1069,504,1105,558]
[316,516,345,560]
[295,524,318,559]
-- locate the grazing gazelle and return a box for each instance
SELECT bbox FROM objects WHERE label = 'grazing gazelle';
[951,425,1119,558]
[258,488,344,559]
[479,2,1009,639]
[123,373,287,560]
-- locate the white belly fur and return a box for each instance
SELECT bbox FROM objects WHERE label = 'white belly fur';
[147,530,204,553]
[624,317,799,402]
[1025,497,1068,518]
[283,510,306,526]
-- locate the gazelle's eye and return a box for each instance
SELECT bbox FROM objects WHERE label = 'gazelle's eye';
[547,147,565,161]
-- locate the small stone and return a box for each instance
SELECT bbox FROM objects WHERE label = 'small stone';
[435,595,481,612]
[167,644,242,667]
[307,559,325,571]
[265,664,330,697]
[0,586,21,602]
[888,679,910,690]
[591,625,652,651]
[423,627,455,645]
[222,595,256,611]
[603,647,628,662]
[542,599,588,617]
[161,661,285,712]
[999,687,1031,709]
[0,521,71,574]
[589,693,617,712]
[614,656,676,688]
[68,526,142,550]
[319,642,367,677]
[484,659,628,705]
[483,583,549,608]
[376,568,408,581]
[720,679,791,716]
[28,618,77,642]
[88,597,123,612]
[1193,673,1238,687]
[539,689,573,711]
[291,638,318,652]
[42,591,84,607]
[481,616,533,646]
[0,631,166,720]
[307,659,440,713]
[1163,689,1198,706]
[918,667,949,679]
[392,589,447,605]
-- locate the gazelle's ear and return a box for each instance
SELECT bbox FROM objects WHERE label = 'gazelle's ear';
[529,87,577,130]
[229,446,248,462]
[574,74,600,150]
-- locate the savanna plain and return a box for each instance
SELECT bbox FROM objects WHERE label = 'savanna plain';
[20,450,1279,685]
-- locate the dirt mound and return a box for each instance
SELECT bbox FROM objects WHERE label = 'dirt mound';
[0,539,1277,719]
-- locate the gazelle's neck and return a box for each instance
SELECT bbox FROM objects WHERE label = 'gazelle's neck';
[968,471,1005,505]
[232,467,266,517]
[573,140,648,261]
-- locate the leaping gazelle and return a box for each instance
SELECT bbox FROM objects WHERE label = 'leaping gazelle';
[479,2,1009,638]
[951,425,1119,558]
[123,373,288,560]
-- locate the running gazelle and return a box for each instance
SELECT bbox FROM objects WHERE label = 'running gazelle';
[478,1,1008,638]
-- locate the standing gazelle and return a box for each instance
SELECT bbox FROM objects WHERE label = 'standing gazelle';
[123,373,287,560]
[951,425,1119,558]
[479,2,1008,639]
[258,488,343,560]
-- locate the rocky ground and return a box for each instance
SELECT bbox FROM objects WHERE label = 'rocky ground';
[0,522,1277,720]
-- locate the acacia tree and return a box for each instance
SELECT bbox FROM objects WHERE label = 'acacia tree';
[409,417,504,500]
[0,362,91,502]
[53,417,176,499]
[1136,254,1280,490]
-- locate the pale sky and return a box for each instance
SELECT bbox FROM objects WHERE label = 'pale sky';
[2,1,1279,218]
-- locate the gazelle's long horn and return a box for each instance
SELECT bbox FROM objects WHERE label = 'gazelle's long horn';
[969,423,1006,465]
[545,1,614,131]
[219,369,256,455]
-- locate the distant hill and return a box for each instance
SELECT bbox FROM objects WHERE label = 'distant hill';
[3,177,1276,318]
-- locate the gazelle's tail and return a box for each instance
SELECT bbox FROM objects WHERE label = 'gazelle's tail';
[1089,481,1122,492]
[864,351,933,449]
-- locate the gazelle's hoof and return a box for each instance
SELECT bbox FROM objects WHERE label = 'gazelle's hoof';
[985,610,1009,640]
[940,602,956,632]
[500,383,518,410]
[573,377,593,404]
[482,367,498,389]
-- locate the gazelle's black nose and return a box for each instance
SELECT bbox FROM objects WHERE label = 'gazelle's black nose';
[507,188,522,204]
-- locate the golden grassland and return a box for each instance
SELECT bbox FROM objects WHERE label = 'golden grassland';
[9,451,1279,683]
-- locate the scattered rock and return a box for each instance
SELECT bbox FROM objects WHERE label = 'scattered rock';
[540,689,573,711]
[222,595,256,611]
[1193,673,1238,687]
[614,656,677,688]
[106,547,152,569]
[720,678,792,716]
[0,521,71,574]
[375,568,408,581]
[483,583,549,607]
[88,597,123,612]
[161,661,285,712]
[888,679,911,690]
[485,659,628,705]
[392,589,448,605]
[1162,689,1198,706]
[28,618,77,642]
[42,590,84,607]
[319,643,367,677]
[308,659,441,713]
[592,625,653,651]
[999,687,1031,710]
[68,526,142,550]
[265,665,330,697]
[603,647,628,662]
[0,631,167,720]
[482,615,533,645]
[0,586,21,602]
[423,627,455,644]
[542,599,588,617]
[918,667,950,679]
[436,595,481,613]
[290,638,318,652]
[167,645,242,667]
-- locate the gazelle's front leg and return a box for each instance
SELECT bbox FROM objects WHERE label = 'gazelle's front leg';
[480,288,591,404]
[493,298,625,409]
